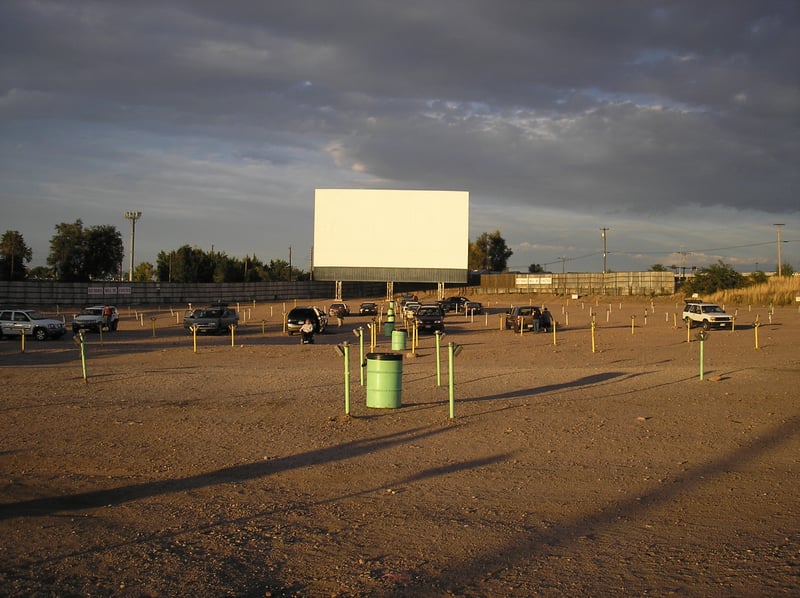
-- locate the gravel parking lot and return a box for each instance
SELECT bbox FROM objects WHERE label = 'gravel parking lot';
[1,296,798,596]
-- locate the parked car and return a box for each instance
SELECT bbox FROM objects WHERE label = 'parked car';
[682,301,734,330]
[414,304,445,333]
[72,305,119,333]
[287,306,328,335]
[402,301,421,320]
[0,308,67,341]
[183,303,239,334]
[444,296,470,312]
[464,301,483,315]
[398,293,418,307]
[359,302,379,316]
[504,305,542,332]
[328,302,350,318]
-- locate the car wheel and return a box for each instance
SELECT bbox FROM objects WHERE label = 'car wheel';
[702,320,711,331]
[33,328,47,341]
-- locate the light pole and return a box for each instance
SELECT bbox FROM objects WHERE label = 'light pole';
[600,228,609,274]
[774,223,784,276]
[124,211,142,282]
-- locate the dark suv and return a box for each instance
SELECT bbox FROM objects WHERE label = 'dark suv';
[287,306,328,335]
[444,296,469,312]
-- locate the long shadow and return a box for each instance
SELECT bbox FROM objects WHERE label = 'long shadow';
[422,414,800,593]
[463,371,631,403]
[18,453,513,574]
[0,425,454,521]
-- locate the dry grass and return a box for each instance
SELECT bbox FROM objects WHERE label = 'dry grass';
[706,276,800,307]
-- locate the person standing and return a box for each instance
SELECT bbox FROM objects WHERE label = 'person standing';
[540,307,552,333]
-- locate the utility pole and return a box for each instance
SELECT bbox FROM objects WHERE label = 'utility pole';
[600,228,609,274]
[124,211,142,282]
[774,224,784,276]
[288,245,292,281]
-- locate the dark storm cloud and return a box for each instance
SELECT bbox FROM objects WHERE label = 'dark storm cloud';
[0,0,797,269]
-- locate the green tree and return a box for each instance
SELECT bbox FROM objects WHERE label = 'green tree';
[683,260,746,295]
[210,252,243,283]
[0,230,33,281]
[46,220,124,281]
[469,231,513,272]
[778,262,795,277]
[650,264,669,272]
[267,259,291,281]
[47,221,87,281]
[133,262,156,282]
[156,246,215,283]
[243,254,266,282]
[528,263,545,273]
[84,224,124,280]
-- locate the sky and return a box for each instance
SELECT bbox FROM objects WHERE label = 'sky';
[1,0,798,275]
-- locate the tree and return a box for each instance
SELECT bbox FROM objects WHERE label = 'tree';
[778,262,795,277]
[133,262,156,282]
[0,230,33,281]
[682,260,746,295]
[528,263,545,273]
[469,231,513,272]
[46,220,124,282]
[47,221,87,281]
[84,224,124,280]
[157,245,215,283]
[27,266,55,279]
[749,270,768,285]
[650,264,669,272]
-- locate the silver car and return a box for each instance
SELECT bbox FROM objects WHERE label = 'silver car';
[0,308,67,341]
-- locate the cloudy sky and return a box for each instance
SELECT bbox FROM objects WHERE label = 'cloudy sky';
[2,0,798,275]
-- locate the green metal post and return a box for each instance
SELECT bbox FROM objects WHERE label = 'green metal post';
[79,332,88,383]
[357,327,364,386]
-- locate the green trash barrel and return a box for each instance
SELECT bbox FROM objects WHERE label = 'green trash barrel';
[366,352,403,408]
[391,329,407,351]
[384,320,395,336]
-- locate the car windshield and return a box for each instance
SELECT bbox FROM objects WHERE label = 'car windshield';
[80,308,102,316]
[418,308,438,316]
[24,311,45,320]
[702,305,724,313]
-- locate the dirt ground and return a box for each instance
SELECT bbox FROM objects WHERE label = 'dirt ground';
[1,295,798,597]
